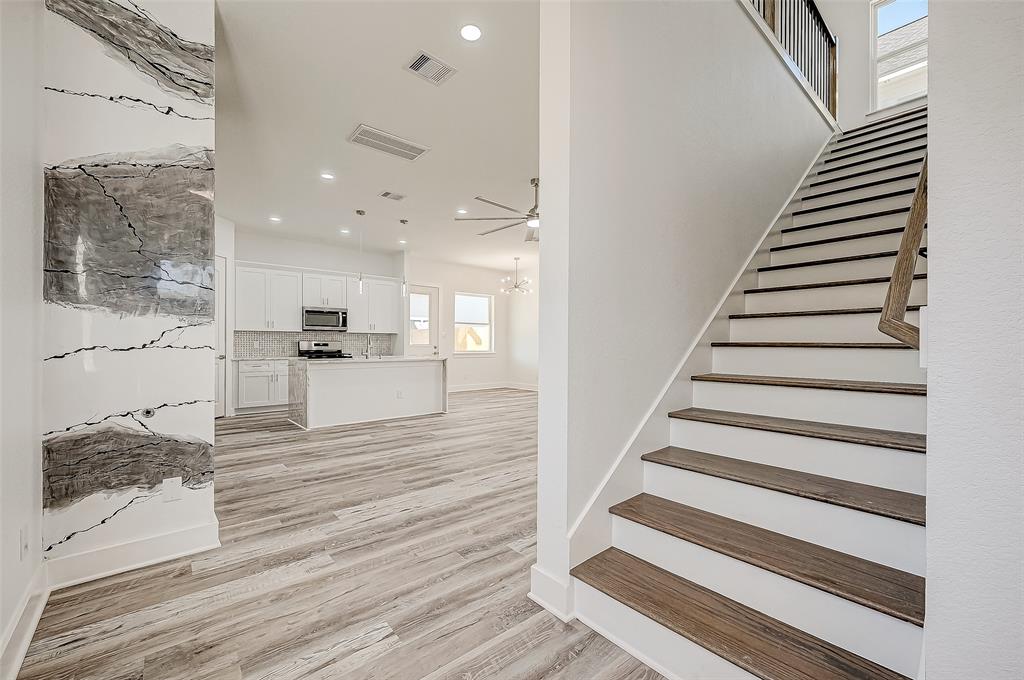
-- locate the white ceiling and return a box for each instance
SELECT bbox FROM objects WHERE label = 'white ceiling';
[215,0,540,271]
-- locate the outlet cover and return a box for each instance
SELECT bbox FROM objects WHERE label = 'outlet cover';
[396,390,404,399]
[163,476,183,502]
[19,526,29,561]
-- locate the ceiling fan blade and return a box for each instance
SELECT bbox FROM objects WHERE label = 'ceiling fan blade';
[474,196,523,214]
[524,226,540,242]
[478,220,526,236]
[455,216,528,221]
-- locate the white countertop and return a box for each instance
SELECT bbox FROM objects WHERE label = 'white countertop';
[297,356,445,366]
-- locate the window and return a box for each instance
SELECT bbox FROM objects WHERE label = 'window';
[409,292,431,346]
[873,0,928,111]
[454,293,493,353]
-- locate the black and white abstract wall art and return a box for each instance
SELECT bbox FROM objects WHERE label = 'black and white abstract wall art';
[41,0,216,571]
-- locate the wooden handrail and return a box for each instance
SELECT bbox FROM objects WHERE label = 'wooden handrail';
[879,156,928,348]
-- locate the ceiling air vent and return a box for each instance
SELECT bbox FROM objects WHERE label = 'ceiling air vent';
[379,191,406,201]
[406,51,457,86]
[348,124,429,161]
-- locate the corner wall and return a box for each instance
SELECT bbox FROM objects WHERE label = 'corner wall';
[926,3,1023,677]
[39,0,217,587]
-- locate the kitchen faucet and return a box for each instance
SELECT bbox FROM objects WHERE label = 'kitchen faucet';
[363,334,371,359]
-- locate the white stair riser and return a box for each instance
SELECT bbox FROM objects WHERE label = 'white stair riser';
[812,150,927,184]
[692,381,926,433]
[790,198,912,231]
[729,310,921,343]
[832,118,927,150]
[643,463,925,574]
[758,255,926,288]
[613,518,923,678]
[783,213,914,245]
[796,176,919,209]
[712,346,926,382]
[819,135,928,168]
[573,580,760,680]
[744,279,927,314]
[669,419,925,493]
[803,159,925,194]
[813,141,927,177]
[771,232,911,265]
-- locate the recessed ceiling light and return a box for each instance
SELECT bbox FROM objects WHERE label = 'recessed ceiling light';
[269,215,282,223]
[398,240,407,245]
[460,24,481,41]
[339,228,350,234]
[320,172,335,180]
[456,208,468,214]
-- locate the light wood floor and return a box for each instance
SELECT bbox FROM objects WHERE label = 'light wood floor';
[18,389,661,680]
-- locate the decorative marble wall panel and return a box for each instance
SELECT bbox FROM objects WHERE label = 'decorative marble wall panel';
[41,0,216,565]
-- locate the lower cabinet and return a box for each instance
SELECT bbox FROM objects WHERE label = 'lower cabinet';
[237,360,290,408]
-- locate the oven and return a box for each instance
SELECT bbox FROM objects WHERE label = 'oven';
[302,307,348,332]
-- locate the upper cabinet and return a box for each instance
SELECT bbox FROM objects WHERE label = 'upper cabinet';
[345,277,399,333]
[236,266,302,331]
[345,276,370,333]
[302,273,347,309]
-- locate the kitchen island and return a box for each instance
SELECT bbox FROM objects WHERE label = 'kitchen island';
[288,356,447,429]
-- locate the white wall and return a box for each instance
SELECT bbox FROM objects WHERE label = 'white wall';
[0,0,44,663]
[926,3,1023,678]
[215,215,236,417]
[533,0,833,615]
[817,0,872,130]
[403,256,513,391]
[508,265,538,390]
[234,229,399,277]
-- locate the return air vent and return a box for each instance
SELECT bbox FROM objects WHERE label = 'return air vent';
[348,124,429,162]
[406,51,457,86]
[379,191,406,201]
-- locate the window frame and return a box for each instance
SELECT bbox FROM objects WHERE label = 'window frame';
[869,0,929,114]
[453,291,496,356]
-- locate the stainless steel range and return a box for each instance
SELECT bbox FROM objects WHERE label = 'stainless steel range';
[297,341,352,360]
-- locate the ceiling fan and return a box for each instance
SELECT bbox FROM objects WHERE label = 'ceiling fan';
[455,177,540,242]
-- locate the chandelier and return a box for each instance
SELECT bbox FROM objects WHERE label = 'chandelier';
[500,257,532,295]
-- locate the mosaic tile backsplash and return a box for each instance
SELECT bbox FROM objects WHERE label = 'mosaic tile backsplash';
[234,331,396,359]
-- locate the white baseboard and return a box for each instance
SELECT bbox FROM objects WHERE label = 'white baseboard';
[506,382,538,392]
[529,564,575,622]
[45,520,220,591]
[0,564,48,680]
[448,382,537,393]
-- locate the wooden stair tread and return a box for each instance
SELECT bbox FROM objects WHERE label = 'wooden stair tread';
[668,407,926,453]
[758,250,899,272]
[792,188,916,216]
[831,122,927,154]
[781,212,912,237]
[825,133,928,165]
[730,304,923,319]
[691,373,926,396]
[745,273,925,295]
[818,144,927,175]
[712,341,913,349]
[772,226,914,252]
[571,548,912,680]
[641,446,925,525]
[838,106,926,138]
[802,173,920,201]
[609,494,925,625]
[808,157,923,188]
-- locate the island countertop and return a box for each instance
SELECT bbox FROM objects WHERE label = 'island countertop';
[294,356,445,366]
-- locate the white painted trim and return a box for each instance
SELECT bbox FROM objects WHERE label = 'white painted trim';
[566,133,835,541]
[865,94,929,122]
[44,520,220,591]
[447,382,512,393]
[0,564,47,680]
[528,564,576,622]
[735,0,840,132]
[506,382,538,392]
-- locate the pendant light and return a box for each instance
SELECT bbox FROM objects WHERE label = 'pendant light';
[500,257,531,294]
[399,220,408,297]
[356,209,365,294]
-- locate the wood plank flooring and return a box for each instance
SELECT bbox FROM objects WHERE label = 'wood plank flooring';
[18,389,660,680]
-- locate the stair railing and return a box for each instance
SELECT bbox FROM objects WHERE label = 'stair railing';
[879,156,928,348]
[749,0,838,117]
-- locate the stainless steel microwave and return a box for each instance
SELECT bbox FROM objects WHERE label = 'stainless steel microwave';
[302,307,348,332]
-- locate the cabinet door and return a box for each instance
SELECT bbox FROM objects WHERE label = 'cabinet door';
[273,365,290,404]
[236,267,269,330]
[345,277,370,332]
[324,276,347,309]
[269,270,302,331]
[238,372,273,407]
[368,280,399,333]
[302,274,325,307]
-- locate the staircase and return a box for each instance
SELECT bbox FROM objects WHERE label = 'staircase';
[571,105,929,680]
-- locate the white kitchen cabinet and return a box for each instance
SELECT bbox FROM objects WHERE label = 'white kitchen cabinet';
[237,360,289,408]
[236,267,302,331]
[302,274,347,309]
[345,276,370,333]
[367,279,400,333]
